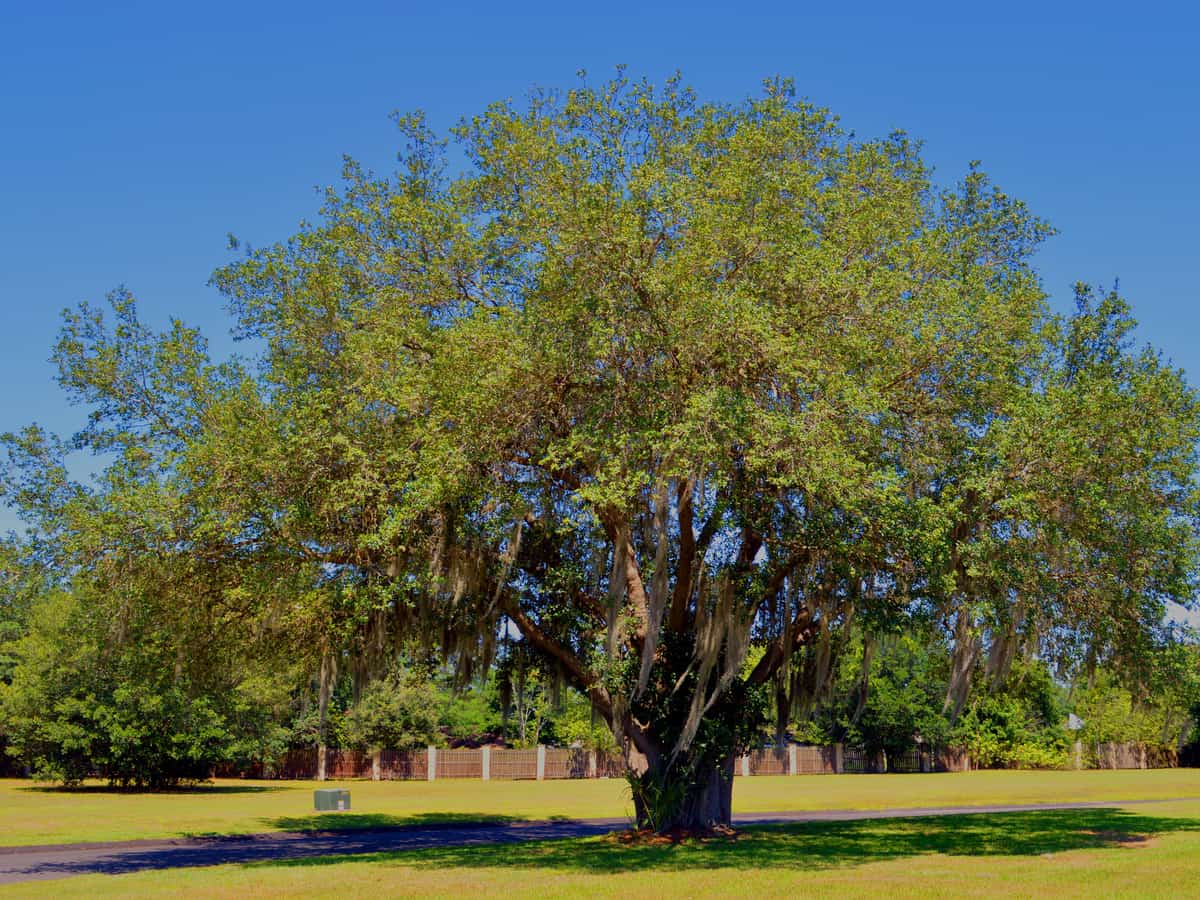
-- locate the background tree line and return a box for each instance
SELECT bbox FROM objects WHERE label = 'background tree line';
[0,546,615,786]
[0,533,1195,785]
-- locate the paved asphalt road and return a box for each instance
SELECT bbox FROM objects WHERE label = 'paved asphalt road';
[0,798,1188,884]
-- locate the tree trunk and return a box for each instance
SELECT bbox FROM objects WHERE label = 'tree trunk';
[676,756,735,830]
[944,609,979,721]
[630,753,736,832]
[316,650,336,782]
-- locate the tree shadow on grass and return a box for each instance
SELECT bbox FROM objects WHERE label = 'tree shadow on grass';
[19,783,287,795]
[248,808,1200,875]
[265,812,526,832]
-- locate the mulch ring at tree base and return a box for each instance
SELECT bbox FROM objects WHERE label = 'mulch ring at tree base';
[611,825,740,846]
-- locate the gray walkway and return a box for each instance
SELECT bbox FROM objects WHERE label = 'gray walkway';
[0,798,1189,884]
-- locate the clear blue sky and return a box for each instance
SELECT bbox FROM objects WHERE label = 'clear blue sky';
[2,2,1198,564]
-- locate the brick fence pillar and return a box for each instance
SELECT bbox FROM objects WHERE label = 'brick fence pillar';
[427,747,437,781]
[482,746,490,781]
[788,745,797,776]
[536,744,546,780]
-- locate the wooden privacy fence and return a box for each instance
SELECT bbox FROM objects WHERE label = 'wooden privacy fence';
[839,746,967,774]
[738,745,840,776]
[1088,741,1178,770]
[253,747,614,781]
[252,744,855,781]
[224,740,1182,780]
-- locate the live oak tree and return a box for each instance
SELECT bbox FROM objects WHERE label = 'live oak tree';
[207,75,1199,824]
[4,74,1197,828]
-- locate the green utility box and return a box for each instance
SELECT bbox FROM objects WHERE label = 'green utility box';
[314,788,351,811]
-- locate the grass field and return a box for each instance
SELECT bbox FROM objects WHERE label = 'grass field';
[6,796,1200,897]
[3,769,1200,847]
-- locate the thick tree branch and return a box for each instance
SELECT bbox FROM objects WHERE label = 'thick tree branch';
[747,605,818,685]
[734,527,763,576]
[598,509,651,640]
[668,477,695,631]
[693,495,723,561]
[502,595,614,721]
[749,549,811,621]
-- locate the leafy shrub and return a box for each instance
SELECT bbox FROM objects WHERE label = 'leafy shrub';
[0,592,251,788]
[344,671,442,753]
[952,692,1068,769]
[837,634,950,758]
[439,677,502,742]
[551,690,618,752]
[1007,742,1069,770]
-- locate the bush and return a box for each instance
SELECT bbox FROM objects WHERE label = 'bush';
[952,692,1068,770]
[344,671,442,753]
[551,691,618,752]
[838,634,949,759]
[439,677,502,742]
[1007,742,1069,770]
[30,685,233,787]
[0,590,274,788]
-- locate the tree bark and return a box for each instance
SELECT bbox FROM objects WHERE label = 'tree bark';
[944,608,980,721]
[316,649,336,782]
[675,755,735,830]
[631,753,736,832]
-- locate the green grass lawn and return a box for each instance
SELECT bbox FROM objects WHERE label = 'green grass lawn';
[7,798,1200,897]
[2,768,1200,846]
